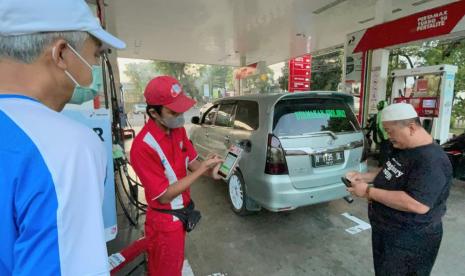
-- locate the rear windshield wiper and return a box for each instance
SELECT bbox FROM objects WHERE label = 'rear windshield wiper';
[301,131,338,140]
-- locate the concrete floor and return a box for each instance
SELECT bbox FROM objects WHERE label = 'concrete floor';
[108,172,465,276]
[108,111,465,275]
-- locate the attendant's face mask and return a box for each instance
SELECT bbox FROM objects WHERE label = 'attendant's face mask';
[159,114,185,129]
[53,44,103,105]
[149,107,185,129]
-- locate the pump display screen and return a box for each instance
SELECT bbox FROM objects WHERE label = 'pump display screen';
[218,152,238,177]
[423,99,436,108]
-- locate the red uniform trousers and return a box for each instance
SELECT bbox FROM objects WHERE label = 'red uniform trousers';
[145,211,186,276]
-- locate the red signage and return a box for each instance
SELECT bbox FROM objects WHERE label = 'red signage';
[291,76,310,82]
[393,97,439,117]
[291,68,311,76]
[290,82,310,90]
[353,0,465,53]
[234,62,258,80]
[288,54,312,92]
[416,79,428,92]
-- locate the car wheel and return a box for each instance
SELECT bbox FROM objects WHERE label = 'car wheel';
[228,171,252,216]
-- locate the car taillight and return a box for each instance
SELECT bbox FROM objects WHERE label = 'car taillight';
[265,134,289,175]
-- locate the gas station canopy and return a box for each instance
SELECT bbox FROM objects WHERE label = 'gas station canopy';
[111,0,458,66]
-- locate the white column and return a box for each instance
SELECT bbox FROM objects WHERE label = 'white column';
[366,0,392,114]
[367,49,389,114]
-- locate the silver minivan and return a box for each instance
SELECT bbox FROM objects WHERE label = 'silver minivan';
[190,92,368,215]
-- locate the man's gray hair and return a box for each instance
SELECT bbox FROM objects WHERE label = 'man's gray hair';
[0,31,89,64]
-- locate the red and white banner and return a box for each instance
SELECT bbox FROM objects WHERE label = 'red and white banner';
[234,62,258,80]
[288,54,312,92]
[353,0,465,53]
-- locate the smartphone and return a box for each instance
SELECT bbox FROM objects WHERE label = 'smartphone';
[217,145,243,180]
[341,177,352,187]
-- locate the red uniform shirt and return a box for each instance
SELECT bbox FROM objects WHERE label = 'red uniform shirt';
[130,119,198,230]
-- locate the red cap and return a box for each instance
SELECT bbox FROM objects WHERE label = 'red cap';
[144,76,196,113]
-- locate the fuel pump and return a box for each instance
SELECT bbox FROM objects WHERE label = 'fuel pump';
[390,64,457,144]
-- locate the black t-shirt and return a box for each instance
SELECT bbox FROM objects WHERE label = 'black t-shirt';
[369,143,453,232]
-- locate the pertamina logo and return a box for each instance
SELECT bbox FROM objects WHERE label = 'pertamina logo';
[171,83,182,97]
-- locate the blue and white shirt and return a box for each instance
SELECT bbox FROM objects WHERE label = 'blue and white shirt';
[0,95,109,275]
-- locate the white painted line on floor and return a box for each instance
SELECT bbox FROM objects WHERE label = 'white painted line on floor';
[183,259,195,276]
[341,212,371,235]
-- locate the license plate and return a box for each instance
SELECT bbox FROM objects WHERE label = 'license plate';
[312,151,344,167]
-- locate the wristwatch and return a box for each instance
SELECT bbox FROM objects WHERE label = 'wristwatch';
[366,184,373,202]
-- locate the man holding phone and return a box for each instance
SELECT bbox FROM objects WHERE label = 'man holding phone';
[346,103,452,276]
[130,76,223,276]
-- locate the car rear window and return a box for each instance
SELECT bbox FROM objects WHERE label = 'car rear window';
[273,97,360,136]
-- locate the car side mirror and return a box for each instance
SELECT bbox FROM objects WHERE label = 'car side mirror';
[191,116,200,125]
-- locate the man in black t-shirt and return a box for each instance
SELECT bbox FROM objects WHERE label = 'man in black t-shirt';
[346,103,453,276]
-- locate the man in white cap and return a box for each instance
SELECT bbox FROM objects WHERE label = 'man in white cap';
[0,0,125,275]
[346,103,453,276]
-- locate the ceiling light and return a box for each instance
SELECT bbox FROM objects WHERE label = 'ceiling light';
[359,17,375,24]
[313,0,347,15]
[412,0,434,6]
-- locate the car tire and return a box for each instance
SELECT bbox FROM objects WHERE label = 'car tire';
[228,171,252,216]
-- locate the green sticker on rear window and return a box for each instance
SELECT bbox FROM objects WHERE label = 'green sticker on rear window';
[294,109,346,120]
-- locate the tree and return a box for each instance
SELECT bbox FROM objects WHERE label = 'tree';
[124,62,157,94]
[151,61,205,100]
[151,61,185,80]
[452,97,465,125]
[388,39,465,128]
[209,65,234,91]
[387,39,465,130]
[388,40,465,93]
[244,67,277,94]
[311,50,343,91]
[419,40,465,93]
[278,62,289,91]
[278,51,344,92]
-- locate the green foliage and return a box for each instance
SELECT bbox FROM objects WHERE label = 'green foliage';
[311,50,343,91]
[452,97,465,121]
[123,60,238,102]
[244,67,277,94]
[418,40,465,92]
[278,50,344,92]
[388,39,465,125]
[151,62,204,100]
[123,62,157,94]
[208,65,234,90]
[278,62,289,91]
